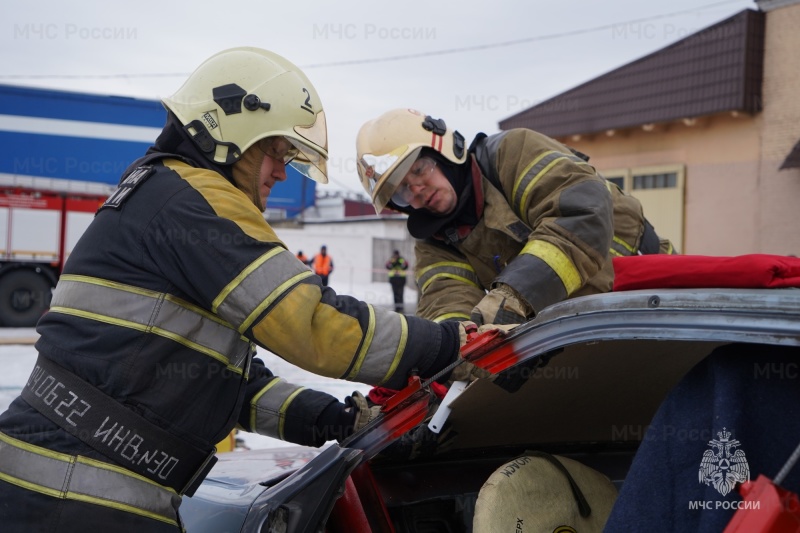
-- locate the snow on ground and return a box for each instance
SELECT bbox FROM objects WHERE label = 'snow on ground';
[0,280,417,451]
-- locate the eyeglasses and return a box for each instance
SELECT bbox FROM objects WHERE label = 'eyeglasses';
[391,157,437,207]
[260,136,299,164]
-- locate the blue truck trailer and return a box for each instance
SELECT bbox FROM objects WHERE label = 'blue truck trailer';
[0,84,314,326]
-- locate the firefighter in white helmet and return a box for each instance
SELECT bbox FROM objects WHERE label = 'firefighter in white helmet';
[357,108,676,326]
[0,51,489,531]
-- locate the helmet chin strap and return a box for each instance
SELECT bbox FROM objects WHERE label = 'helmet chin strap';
[183,120,242,165]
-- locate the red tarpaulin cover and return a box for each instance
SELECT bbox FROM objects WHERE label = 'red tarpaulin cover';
[613,254,800,291]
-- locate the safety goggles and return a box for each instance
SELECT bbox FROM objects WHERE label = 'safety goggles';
[358,146,422,211]
[259,136,299,164]
[390,157,437,207]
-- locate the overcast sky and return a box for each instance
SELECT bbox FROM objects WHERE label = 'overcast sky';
[1,0,756,194]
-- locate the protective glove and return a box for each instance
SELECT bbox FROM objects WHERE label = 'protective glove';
[346,391,382,433]
[470,283,532,326]
[450,322,518,383]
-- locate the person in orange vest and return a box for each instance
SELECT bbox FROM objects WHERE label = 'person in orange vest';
[296,250,310,266]
[312,245,334,286]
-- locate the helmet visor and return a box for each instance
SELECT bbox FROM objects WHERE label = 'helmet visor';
[287,138,328,183]
[294,110,328,151]
[358,146,422,211]
[288,110,329,183]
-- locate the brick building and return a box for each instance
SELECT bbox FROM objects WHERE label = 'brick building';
[500,1,800,256]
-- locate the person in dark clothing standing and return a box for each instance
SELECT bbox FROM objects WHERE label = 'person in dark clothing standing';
[386,249,409,312]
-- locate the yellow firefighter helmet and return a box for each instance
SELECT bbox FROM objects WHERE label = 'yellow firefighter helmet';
[356,108,466,212]
[162,47,328,183]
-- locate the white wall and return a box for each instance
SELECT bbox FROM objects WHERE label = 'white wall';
[272,217,418,310]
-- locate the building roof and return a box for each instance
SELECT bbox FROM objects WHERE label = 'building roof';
[755,0,800,12]
[780,140,800,169]
[498,10,765,137]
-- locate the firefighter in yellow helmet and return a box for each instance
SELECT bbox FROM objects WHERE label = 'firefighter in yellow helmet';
[0,52,486,532]
[357,108,676,325]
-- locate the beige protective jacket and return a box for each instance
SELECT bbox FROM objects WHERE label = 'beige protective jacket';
[415,129,675,323]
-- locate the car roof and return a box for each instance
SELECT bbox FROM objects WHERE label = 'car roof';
[443,288,800,452]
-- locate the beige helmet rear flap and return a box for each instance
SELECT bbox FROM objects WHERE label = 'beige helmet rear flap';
[473,454,618,533]
[356,108,467,212]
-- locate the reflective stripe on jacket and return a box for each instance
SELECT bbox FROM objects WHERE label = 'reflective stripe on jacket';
[0,151,456,520]
[0,431,181,527]
[386,257,409,278]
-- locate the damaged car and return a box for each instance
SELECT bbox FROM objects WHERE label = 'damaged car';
[180,281,800,532]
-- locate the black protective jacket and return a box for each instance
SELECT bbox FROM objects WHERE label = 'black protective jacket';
[0,119,459,530]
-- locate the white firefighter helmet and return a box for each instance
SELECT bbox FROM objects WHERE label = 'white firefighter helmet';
[356,108,466,212]
[162,47,328,183]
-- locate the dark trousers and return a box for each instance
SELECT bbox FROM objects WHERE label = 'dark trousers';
[389,277,405,312]
[318,274,329,286]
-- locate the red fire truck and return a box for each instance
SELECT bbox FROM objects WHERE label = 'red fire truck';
[0,84,316,327]
[0,189,108,326]
[0,84,166,326]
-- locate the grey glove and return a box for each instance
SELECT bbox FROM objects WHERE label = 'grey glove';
[470,283,532,326]
[348,391,382,432]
